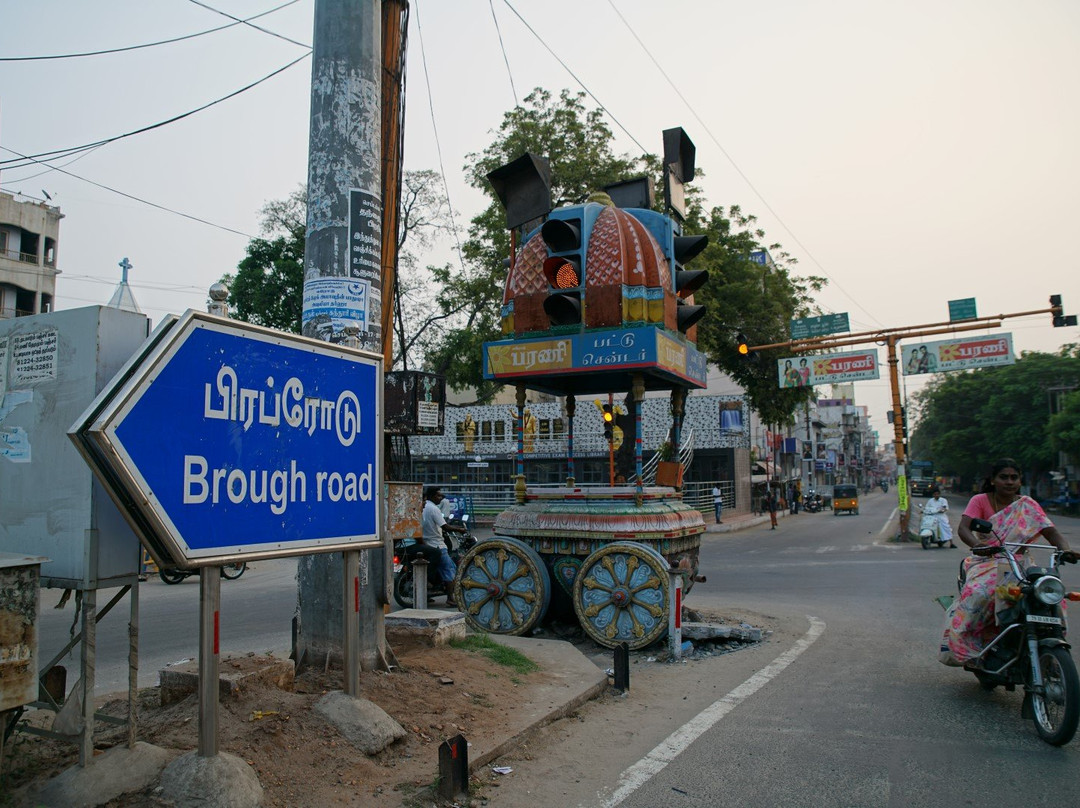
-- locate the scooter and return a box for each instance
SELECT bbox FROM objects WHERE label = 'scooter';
[159,562,247,585]
[949,518,1080,745]
[918,504,951,550]
[393,516,477,608]
[804,493,823,513]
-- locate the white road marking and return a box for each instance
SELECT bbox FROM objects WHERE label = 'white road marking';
[597,615,827,808]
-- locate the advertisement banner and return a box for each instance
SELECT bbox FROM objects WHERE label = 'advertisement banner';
[901,333,1015,376]
[778,349,880,388]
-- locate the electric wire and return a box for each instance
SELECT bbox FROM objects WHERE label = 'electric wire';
[488,0,519,108]
[186,0,311,49]
[0,0,302,61]
[1,147,255,238]
[604,0,882,328]
[499,0,649,155]
[413,0,469,275]
[0,52,311,169]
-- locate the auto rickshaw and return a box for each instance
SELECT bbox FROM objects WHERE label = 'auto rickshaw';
[833,484,859,515]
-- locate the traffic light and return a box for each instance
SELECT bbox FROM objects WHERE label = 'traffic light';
[601,403,614,442]
[673,234,709,333]
[1051,294,1078,327]
[736,333,750,356]
[541,217,584,326]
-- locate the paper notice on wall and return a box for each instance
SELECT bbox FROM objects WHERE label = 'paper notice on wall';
[11,329,58,386]
[1,426,31,463]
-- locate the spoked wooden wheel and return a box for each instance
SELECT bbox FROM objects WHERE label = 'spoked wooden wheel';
[454,537,551,635]
[572,542,670,650]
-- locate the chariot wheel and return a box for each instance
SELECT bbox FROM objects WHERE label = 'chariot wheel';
[454,537,551,635]
[572,541,670,650]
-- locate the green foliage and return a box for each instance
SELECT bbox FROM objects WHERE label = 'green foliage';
[911,345,1080,484]
[449,633,540,674]
[226,186,306,334]
[430,88,824,426]
[427,89,641,397]
[693,206,825,425]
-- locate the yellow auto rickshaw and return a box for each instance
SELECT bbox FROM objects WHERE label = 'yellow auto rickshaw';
[832,484,859,516]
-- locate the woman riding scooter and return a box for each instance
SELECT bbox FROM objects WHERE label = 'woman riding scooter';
[921,486,956,548]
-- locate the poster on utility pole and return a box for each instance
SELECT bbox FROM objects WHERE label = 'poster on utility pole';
[901,333,1015,376]
[777,349,880,388]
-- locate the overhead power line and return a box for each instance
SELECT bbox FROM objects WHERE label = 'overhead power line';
[1,146,255,239]
[0,52,312,169]
[603,0,883,328]
[186,0,311,49]
[0,0,302,62]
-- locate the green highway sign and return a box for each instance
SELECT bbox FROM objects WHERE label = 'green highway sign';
[790,312,850,340]
[948,298,977,321]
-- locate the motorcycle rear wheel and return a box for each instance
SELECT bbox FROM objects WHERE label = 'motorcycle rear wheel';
[1031,646,1080,746]
[220,562,246,580]
[159,569,186,585]
[393,568,416,609]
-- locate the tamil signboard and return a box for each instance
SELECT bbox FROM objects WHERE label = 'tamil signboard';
[483,327,708,394]
[777,349,880,388]
[790,312,850,340]
[902,333,1015,376]
[70,311,383,567]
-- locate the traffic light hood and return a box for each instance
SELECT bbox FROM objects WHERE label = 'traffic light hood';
[499,202,708,342]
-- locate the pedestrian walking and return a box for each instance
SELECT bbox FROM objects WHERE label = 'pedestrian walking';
[712,483,723,524]
[767,487,779,529]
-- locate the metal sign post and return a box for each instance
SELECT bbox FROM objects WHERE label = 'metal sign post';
[198,567,220,757]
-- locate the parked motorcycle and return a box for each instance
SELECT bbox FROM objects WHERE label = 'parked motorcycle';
[393,516,477,608]
[159,562,247,585]
[917,504,951,550]
[953,517,1080,745]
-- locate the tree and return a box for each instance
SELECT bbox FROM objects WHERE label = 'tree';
[221,174,457,370]
[911,345,1080,487]
[691,205,825,426]
[225,186,306,334]
[427,89,640,400]
[428,88,824,424]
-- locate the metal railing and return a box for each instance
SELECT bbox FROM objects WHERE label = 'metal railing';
[0,248,40,264]
[437,476,736,520]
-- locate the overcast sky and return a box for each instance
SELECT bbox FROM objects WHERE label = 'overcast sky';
[3,0,1078,440]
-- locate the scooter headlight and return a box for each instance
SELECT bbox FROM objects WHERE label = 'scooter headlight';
[1033,575,1066,606]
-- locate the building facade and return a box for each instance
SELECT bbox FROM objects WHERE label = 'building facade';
[0,192,62,319]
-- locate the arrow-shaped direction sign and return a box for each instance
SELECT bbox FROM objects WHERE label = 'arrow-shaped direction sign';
[70,311,383,567]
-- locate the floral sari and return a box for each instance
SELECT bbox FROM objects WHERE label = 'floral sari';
[939,495,1054,666]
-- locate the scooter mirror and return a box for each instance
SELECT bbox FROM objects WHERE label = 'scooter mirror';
[970,518,993,534]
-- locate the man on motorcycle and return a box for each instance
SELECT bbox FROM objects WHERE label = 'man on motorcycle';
[421,486,466,604]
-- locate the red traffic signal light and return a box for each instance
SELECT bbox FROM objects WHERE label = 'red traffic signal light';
[540,218,584,326]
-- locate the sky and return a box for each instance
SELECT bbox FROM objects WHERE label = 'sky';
[3,0,1079,442]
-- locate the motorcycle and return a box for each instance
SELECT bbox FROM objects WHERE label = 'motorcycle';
[393,515,477,608]
[917,503,951,550]
[804,493,823,513]
[159,562,247,585]
[953,517,1080,745]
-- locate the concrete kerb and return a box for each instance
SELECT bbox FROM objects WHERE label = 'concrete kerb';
[467,635,609,771]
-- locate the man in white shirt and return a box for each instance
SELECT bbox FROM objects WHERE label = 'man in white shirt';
[422,486,465,597]
[712,484,723,524]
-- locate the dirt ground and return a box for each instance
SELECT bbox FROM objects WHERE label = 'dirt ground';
[1,608,770,808]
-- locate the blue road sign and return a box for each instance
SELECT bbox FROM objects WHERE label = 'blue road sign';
[78,312,382,565]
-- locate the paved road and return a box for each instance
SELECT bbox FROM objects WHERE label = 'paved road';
[36,557,299,695]
[481,490,1080,807]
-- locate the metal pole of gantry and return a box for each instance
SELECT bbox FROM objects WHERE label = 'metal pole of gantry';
[198,567,221,756]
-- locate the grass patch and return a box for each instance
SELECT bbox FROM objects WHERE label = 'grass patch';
[450,634,540,675]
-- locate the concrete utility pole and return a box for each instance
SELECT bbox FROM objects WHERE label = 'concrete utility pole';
[298,0,382,670]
